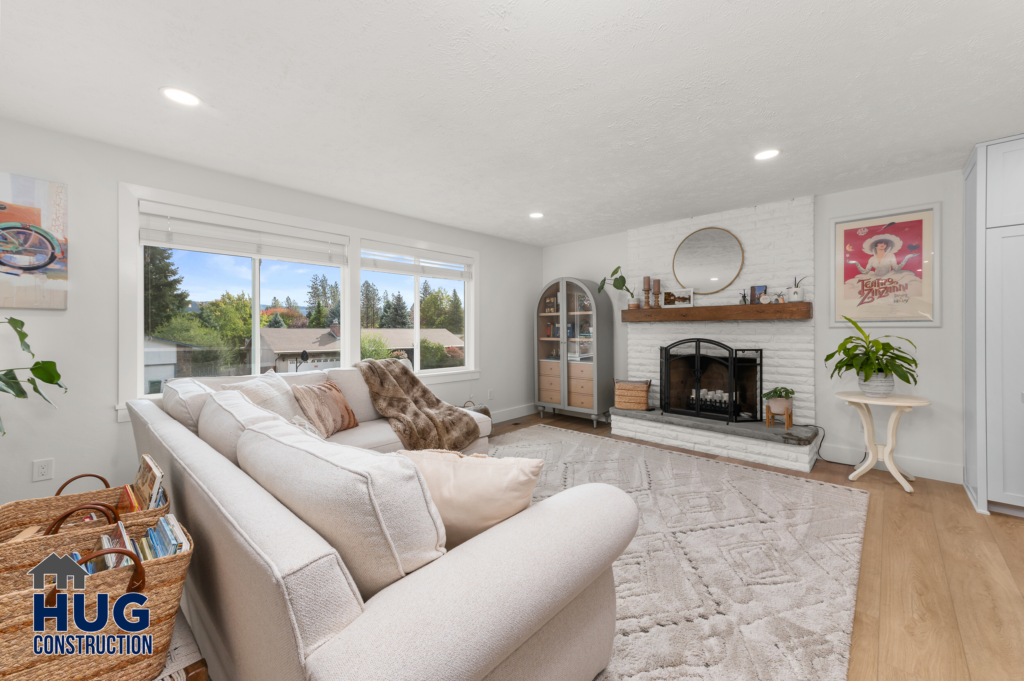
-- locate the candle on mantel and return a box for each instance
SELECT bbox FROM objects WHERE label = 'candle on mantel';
[643,276,651,289]
[653,279,660,294]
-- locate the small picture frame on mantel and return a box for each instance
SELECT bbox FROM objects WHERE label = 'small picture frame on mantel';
[664,289,693,307]
[750,285,767,304]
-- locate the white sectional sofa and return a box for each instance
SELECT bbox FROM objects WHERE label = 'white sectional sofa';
[127,367,638,681]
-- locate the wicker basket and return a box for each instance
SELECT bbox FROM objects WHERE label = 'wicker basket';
[0,519,192,680]
[0,474,168,544]
[614,379,651,410]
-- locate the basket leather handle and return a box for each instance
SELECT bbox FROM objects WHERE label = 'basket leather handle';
[44,503,117,536]
[55,474,110,496]
[45,548,146,607]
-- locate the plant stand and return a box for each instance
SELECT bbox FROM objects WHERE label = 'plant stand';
[765,405,793,431]
[838,391,930,493]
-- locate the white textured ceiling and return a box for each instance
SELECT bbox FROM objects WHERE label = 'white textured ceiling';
[1,1,1022,246]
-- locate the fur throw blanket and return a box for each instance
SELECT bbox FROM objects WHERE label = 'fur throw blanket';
[356,358,481,451]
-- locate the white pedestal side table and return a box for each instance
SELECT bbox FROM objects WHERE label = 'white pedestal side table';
[837,391,930,493]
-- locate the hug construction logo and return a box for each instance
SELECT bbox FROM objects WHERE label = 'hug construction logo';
[26,552,153,657]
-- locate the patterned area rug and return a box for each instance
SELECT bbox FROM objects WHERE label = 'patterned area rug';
[489,425,869,681]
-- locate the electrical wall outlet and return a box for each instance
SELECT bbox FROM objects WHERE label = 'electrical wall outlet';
[32,458,54,482]
[488,389,494,401]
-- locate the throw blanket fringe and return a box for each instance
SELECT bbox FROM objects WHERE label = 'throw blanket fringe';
[356,359,481,451]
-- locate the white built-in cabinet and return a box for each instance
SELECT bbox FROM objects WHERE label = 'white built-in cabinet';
[964,133,1024,515]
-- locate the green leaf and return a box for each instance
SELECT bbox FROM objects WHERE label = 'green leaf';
[844,316,870,341]
[0,410,5,436]
[597,278,606,293]
[613,275,627,291]
[0,371,28,399]
[26,377,54,406]
[5,318,33,358]
[30,361,62,384]
[611,266,621,276]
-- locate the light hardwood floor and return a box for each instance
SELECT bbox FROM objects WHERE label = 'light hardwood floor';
[491,413,1024,681]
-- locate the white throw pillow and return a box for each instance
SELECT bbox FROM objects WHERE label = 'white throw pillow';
[237,419,446,598]
[221,370,317,434]
[197,390,285,464]
[399,449,543,548]
[162,378,215,433]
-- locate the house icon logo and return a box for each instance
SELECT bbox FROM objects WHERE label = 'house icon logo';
[27,552,89,590]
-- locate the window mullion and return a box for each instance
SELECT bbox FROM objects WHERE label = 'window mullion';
[252,257,261,375]
[413,273,421,372]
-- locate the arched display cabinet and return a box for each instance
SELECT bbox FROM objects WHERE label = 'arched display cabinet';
[534,277,614,426]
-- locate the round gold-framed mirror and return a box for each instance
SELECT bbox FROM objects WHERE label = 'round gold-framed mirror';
[672,227,744,294]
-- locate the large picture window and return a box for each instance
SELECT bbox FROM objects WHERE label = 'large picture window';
[259,259,342,374]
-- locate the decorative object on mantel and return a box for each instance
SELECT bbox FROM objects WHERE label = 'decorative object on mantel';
[786,275,808,302]
[597,266,638,310]
[840,391,930,492]
[762,386,795,430]
[750,285,767,304]
[662,289,693,307]
[490,425,868,681]
[672,227,744,294]
[622,301,812,323]
[737,290,749,305]
[825,316,918,398]
[651,278,661,308]
[0,317,66,435]
[831,204,938,327]
[613,379,651,410]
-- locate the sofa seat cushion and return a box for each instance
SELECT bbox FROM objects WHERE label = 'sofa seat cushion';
[237,419,447,598]
[326,419,403,453]
[197,390,286,464]
[460,408,492,438]
[163,378,216,433]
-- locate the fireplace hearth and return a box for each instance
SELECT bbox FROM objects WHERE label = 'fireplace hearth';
[660,338,762,423]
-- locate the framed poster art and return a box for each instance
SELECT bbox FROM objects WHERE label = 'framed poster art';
[0,173,69,310]
[830,203,940,328]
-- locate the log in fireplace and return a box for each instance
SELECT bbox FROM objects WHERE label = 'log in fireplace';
[660,338,762,423]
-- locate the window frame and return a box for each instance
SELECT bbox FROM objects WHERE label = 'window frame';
[117,183,480,422]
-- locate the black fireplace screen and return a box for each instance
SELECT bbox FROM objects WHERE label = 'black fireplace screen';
[660,339,762,422]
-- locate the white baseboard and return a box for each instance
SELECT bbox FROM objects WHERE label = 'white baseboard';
[817,441,963,485]
[989,501,1024,519]
[490,403,537,424]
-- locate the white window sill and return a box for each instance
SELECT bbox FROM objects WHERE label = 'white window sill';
[416,369,481,385]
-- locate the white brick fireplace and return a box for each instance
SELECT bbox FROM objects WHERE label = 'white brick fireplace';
[614,196,819,471]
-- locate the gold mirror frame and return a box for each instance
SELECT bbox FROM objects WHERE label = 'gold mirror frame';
[671,227,744,295]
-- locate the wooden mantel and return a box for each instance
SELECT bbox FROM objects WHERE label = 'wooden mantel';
[621,302,812,322]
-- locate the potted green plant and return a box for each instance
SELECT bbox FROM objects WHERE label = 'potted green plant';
[597,266,639,309]
[786,275,808,302]
[1,318,66,434]
[825,316,917,398]
[761,386,795,416]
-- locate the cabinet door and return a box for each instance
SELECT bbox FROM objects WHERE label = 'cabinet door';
[987,138,1024,228]
[986,224,1024,506]
[565,280,596,409]
[537,281,564,406]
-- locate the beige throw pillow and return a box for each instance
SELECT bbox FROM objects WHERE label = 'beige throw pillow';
[291,380,358,439]
[398,449,543,548]
[222,370,316,434]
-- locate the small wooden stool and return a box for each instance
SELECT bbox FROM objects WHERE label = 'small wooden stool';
[765,405,793,431]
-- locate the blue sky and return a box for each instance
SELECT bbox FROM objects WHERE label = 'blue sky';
[168,248,463,312]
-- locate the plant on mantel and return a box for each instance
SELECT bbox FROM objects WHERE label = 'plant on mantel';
[597,266,635,298]
[824,316,918,384]
[0,318,66,435]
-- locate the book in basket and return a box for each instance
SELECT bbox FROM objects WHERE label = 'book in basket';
[133,454,164,511]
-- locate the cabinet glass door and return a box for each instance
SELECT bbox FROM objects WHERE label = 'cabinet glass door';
[565,280,595,410]
[537,281,562,405]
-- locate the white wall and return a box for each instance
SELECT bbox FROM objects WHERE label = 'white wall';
[0,117,541,503]
[542,232,630,380]
[814,171,964,484]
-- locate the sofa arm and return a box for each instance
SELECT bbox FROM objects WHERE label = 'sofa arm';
[305,483,638,681]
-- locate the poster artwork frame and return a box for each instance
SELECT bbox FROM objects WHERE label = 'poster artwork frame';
[829,202,941,329]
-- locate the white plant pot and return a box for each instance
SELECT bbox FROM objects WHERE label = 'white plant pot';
[767,397,793,414]
[786,287,804,302]
[858,372,895,398]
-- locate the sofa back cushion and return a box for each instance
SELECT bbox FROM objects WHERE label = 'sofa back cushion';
[237,419,446,598]
[163,378,216,433]
[325,368,380,423]
[198,391,285,464]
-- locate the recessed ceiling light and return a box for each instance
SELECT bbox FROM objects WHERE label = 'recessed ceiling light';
[710,278,719,281]
[161,88,201,106]
[529,212,544,219]
[754,149,780,160]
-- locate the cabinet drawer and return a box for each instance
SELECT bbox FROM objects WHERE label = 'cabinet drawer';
[568,363,593,379]
[538,376,561,393]
[539,389,561,405]
[567,393,594,409]
[538,362,560,376]
[569,378,593,394]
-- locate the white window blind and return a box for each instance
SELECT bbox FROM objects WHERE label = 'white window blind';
[360,240,472,280]
[138,200,348,265]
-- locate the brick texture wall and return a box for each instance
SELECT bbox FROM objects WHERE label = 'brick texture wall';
[626,196,816,422]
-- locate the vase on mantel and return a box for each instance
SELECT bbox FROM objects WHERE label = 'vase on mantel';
[628,301,640,310]
[858,371,895,398]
